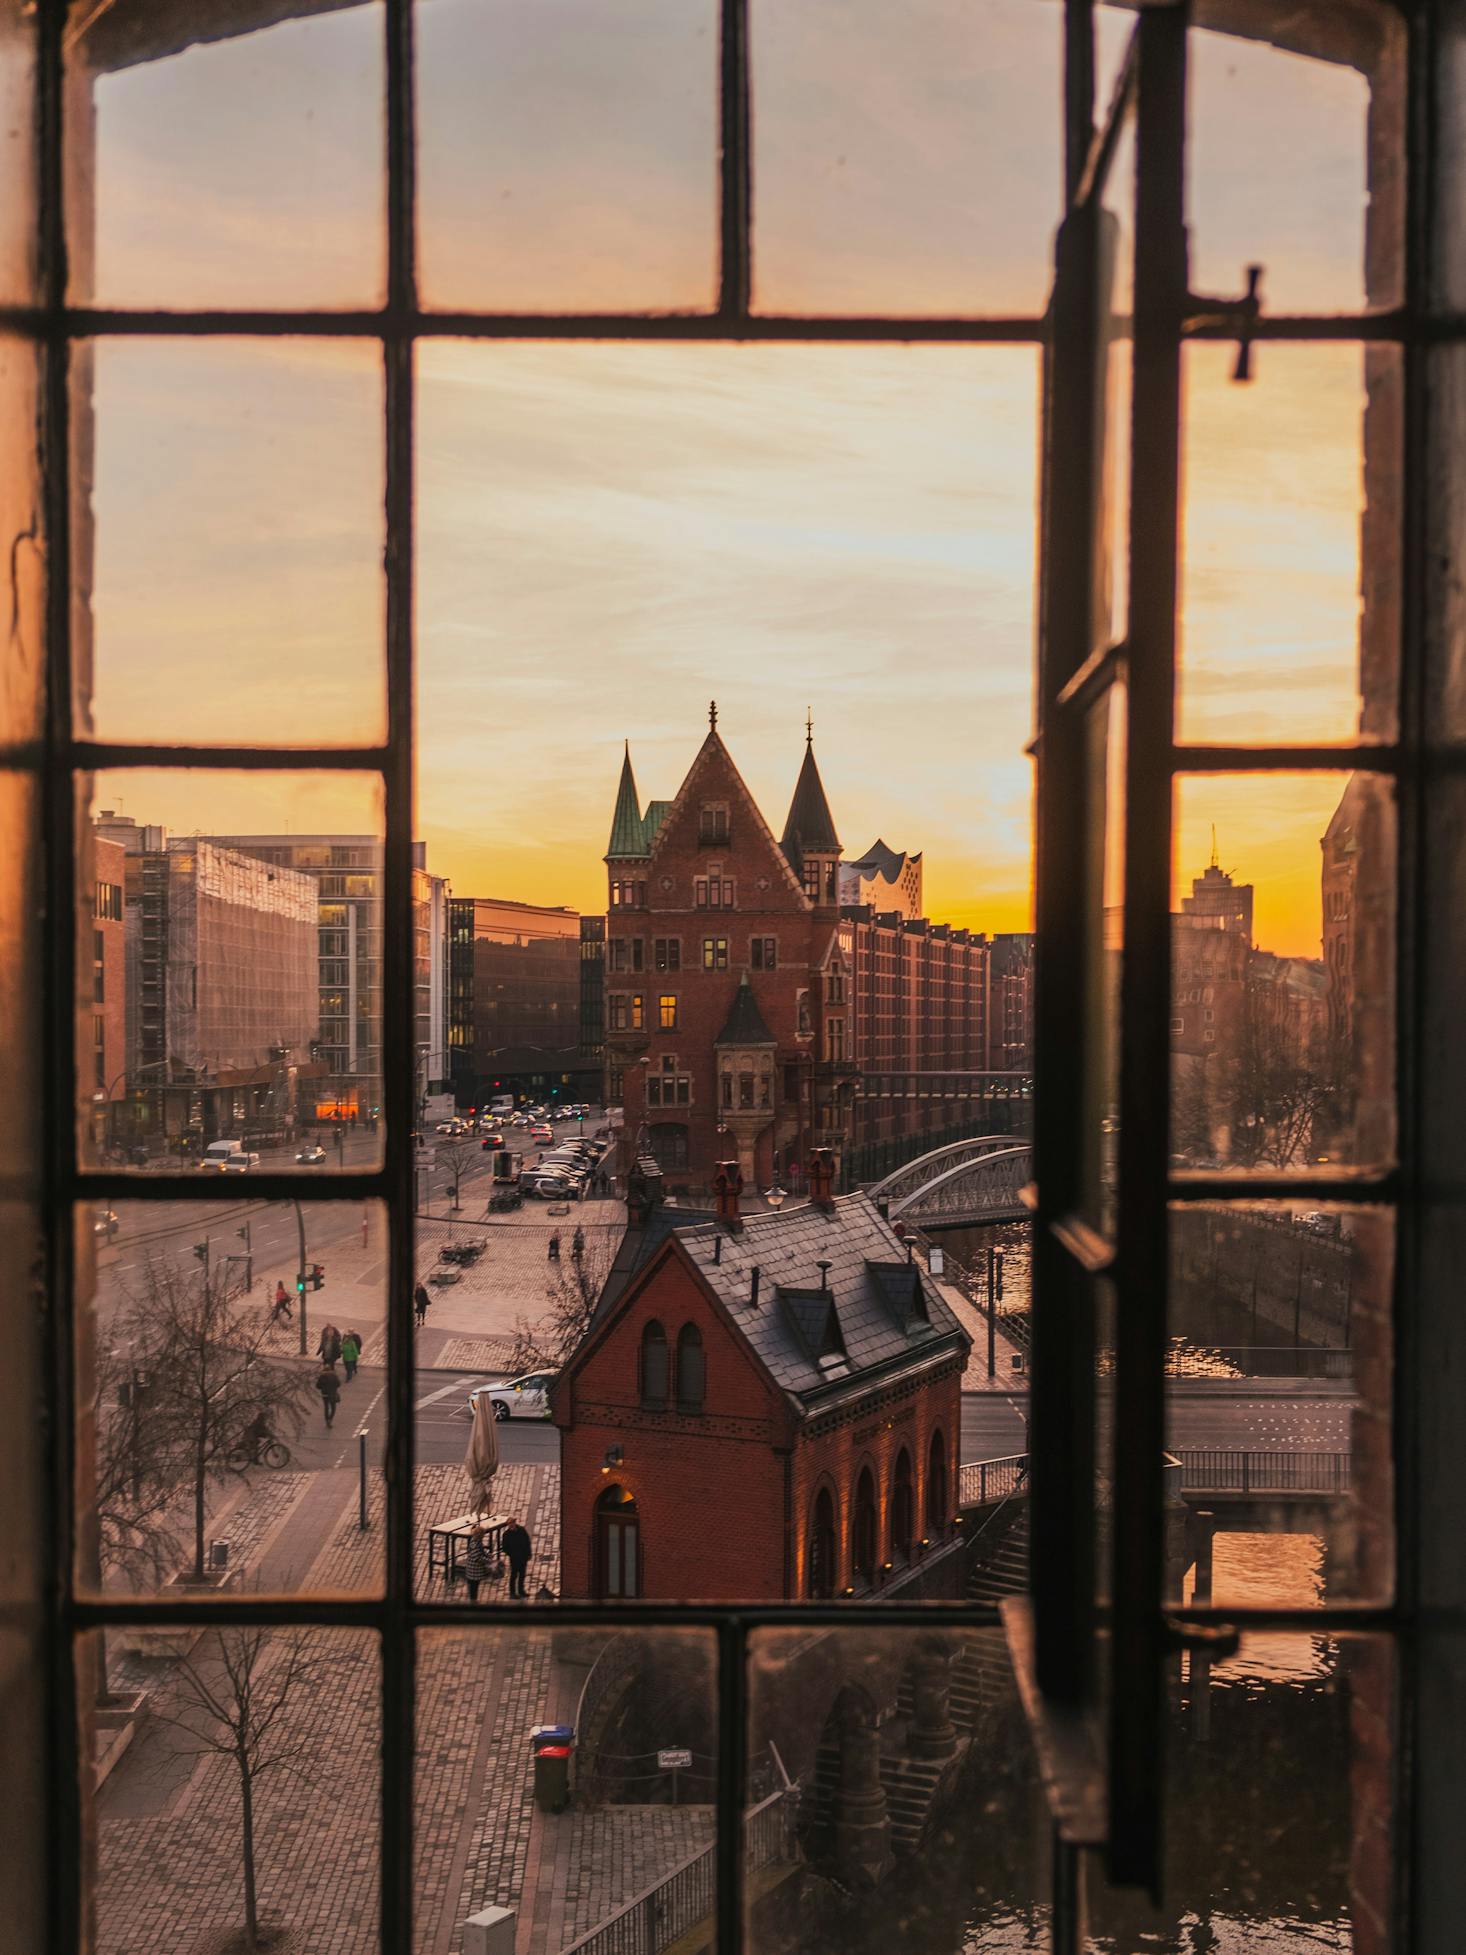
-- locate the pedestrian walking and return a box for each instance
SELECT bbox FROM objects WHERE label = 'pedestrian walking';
[414,1283,430,1328]
[341,1329,361,1381]
[462,1522,491,1603]
[317,1322,342,1366]
[572,1226,585,1261]
[315,1361,341,1429]
[272,1279,292,1325]
[502,1516,532,1600]
[547,1230,561,1262]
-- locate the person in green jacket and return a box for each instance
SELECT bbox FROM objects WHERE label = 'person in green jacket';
[341,1330,361,1382]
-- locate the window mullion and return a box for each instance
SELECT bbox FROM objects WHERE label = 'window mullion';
[1108,0,1188,1896]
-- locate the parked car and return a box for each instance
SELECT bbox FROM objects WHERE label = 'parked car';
[467,1372,554,1421]
[524,1174,578,1201]
[295,1144,328,1166]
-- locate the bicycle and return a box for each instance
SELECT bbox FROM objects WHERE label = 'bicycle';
[226,1437,291,1472]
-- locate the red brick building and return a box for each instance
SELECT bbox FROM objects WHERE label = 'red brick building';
[601,713,1010,1189]
[553,1170,970,1602]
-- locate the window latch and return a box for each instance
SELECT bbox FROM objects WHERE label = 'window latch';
[1184,263,1263,381]
[1161,1616,1241,1660]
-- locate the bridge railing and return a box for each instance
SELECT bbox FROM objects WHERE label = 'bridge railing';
[958,1453,1030,1508]
[1174,1449,1352,1494]
[559,1746,796,1955]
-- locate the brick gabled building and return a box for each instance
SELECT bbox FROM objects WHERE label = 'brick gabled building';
[600,711,1010,1191]
[553,1173,971,1602]
[603,713,846,1189]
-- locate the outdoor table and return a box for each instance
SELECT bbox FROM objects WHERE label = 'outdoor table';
[428,1511,508,1587]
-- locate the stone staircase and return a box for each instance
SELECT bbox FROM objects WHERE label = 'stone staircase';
[963,1498,1029,1706]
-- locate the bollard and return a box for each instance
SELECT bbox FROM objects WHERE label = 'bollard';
[357,1428,369,1530]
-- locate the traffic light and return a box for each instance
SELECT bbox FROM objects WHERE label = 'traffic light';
[296,1275,306,1296]
[193,1241,209,1264]
[310,1263,326,1291]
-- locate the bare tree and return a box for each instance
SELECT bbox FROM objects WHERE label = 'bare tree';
[92,1336,184,1587]
[114,1257,314,1583]
[1228,980,1328,1170]
[435,1137,479,1210]
[147,1622,341,1950]
[506,1233,618,1374]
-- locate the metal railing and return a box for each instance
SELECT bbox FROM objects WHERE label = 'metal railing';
[1174,1450,1352,1495]
[560,1746,796,1955]
[958,1453,1030,1508]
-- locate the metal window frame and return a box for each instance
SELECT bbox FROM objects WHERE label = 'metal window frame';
[32,0,1434,1950]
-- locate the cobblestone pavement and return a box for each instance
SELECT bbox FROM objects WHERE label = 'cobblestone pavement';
[536,1806,716,1954]
[432,1334,522,1376]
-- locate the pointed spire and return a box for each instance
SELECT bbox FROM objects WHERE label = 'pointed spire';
[780,728,841,876]
[710,699,719,732]
[607,742,648,859]
[1210,823,1219,870]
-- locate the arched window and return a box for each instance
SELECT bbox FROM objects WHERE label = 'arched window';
[676,1323,705,1413]
[649,1122,689,1171]
[640,1320,668,1409]
[595,1484,641,1599]
[892,1448,914,1561]
[808,1487,837,1599]
[926,1427,948,1539]
[853,1467,877,1587]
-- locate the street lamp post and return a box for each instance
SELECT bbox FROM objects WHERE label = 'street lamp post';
[293,1198,309,1358]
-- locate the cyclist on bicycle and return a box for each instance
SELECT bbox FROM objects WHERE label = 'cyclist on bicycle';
[240,1411,272,1465]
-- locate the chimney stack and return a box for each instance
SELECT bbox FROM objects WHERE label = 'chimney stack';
[809,1146,836,1212]
[749,1265,761,1309]
[713,1158,744,1232]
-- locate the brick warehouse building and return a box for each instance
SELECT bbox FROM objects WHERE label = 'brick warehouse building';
[553,1165,970,1601]
[600,711,1021,1190]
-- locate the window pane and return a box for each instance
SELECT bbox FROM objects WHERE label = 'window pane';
[1167,1201,1393,1605]
[415,1627,716,1951]
[752,0,1063,316]
[83,1626,380,1952]
[67,2,385,309]
[748,1625,1043,1949]
[415,1200,623,1602]
[1170,773,1395,1173]
[1179,344,1400,745]
[77,339,386,747]
[1188,11,1405,316]
[80,770,387,1172]
[73,1201,389,1599]
[1087,1635,1396,1950]
[418,0,717,313]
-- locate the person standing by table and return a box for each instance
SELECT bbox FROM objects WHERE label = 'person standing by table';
[502,1517,532,1600]
[462,1522,491,1603]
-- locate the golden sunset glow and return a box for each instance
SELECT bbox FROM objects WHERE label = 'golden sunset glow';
[79,3,1383,967]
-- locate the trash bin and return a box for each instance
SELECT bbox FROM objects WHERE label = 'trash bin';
[533,1744,572,1813]
[530,1724,575,1750]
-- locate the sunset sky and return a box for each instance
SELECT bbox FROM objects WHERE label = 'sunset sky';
[77,0,1386,959]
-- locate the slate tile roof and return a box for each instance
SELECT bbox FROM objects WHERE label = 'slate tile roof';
[669,1192,969,1412]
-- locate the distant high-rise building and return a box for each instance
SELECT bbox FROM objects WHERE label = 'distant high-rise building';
[447,896,592,1106]
[90,833,128,1144]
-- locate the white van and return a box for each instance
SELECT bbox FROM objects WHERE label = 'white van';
[200,1139,260,1172]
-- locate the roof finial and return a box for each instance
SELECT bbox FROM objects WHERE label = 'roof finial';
[709,699,718,732]
[1210,823,1219,870]
[805,707,814,747]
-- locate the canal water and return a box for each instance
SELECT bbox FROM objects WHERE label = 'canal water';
[898,1221,1356,1953]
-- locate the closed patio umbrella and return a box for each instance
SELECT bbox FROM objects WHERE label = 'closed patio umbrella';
[465,1391,501,1515]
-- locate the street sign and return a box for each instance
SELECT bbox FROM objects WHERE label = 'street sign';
[657,1749,693,1771]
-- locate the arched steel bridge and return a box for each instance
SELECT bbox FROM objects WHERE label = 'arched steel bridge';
[867,1134,1033,1228]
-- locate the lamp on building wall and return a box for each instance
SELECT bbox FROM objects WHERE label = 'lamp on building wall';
[601,1444,624,1475]
[764,1185,787,1211]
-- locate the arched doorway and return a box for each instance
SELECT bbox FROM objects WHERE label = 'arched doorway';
[853,1466,877,1588]
[808,1486,837,1598]
[595,1484,642,1598]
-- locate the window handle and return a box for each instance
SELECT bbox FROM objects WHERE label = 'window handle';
[1184,263,1263,381]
